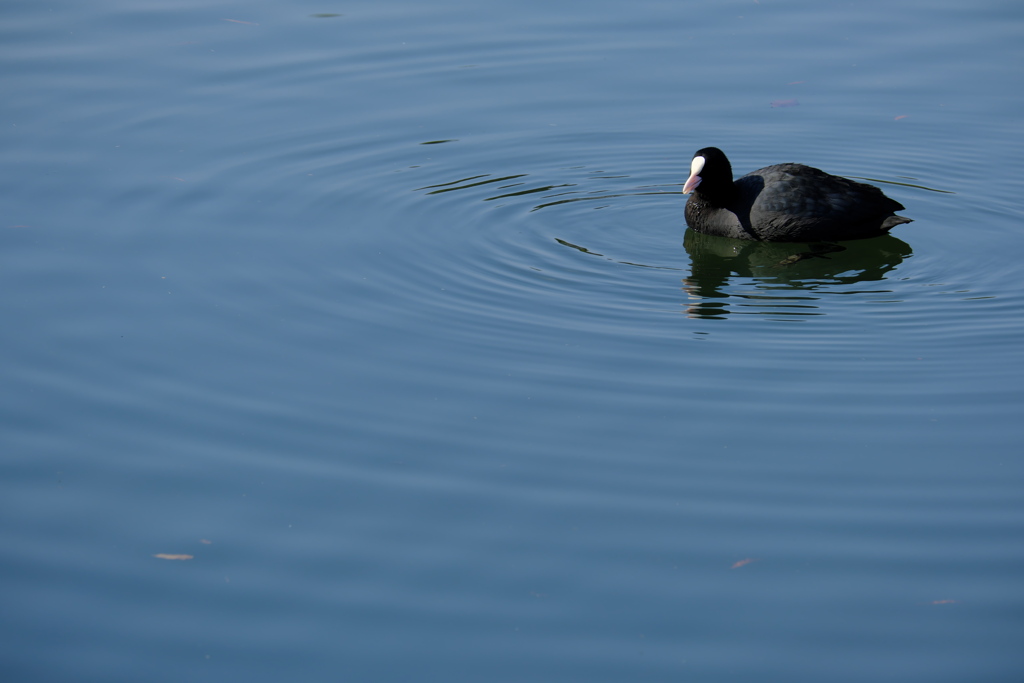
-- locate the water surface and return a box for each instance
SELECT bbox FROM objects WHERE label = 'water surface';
[2,1,1023,681]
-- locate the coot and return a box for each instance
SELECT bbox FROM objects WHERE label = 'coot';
[682,147,912,242]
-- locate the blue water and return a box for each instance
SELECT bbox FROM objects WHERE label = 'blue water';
[2,0,1023,681]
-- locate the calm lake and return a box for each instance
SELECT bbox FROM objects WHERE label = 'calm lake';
[2,0,1023,681]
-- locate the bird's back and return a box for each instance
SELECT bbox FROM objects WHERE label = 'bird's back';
[736,163,909,241]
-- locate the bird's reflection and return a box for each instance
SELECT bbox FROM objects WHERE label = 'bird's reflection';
[682,229,912,319]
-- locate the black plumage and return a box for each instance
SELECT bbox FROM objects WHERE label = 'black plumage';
[683,147,912,242]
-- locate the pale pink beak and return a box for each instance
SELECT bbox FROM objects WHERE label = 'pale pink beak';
[682,154,705,195]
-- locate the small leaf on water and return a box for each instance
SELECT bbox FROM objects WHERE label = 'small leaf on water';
[894,115,909,120]
[731,558,756,569]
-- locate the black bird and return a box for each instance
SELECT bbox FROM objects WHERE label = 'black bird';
[682,147,912,242]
